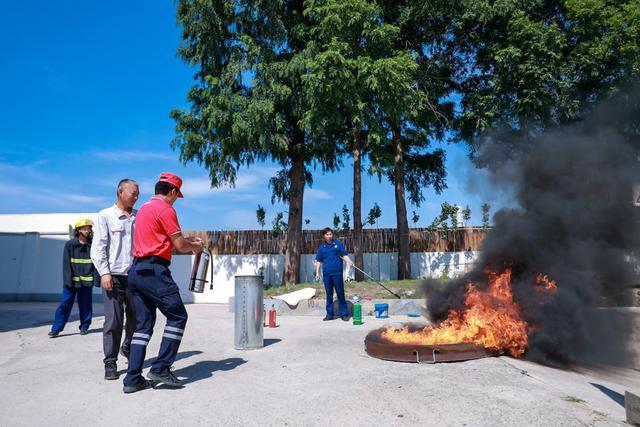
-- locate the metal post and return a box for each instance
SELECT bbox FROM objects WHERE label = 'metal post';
[234,275,264,350]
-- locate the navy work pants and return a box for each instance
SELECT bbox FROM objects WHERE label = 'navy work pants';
[323,273,348,318]
[123,258,188,387]
[51,285,93,333]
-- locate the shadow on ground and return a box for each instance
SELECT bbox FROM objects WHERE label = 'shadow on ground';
[50,327,103,338]
[591,383,626,407]
[0,303,105,333]
[264,338,281,347]
[142,350,203,369]
[115,351,204,376]
[171,358,247,385]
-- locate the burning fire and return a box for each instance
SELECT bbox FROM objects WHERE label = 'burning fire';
[534,273,558,294]
[381,269,557,357]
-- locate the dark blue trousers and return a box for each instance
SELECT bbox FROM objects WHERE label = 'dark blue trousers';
[323,273,348,318]
[123,259,188,387]
[51,285,93,333]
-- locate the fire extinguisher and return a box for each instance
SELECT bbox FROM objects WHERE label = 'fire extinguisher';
[263,305,267,327]
[268,304,278,328]
[352,301,363,325]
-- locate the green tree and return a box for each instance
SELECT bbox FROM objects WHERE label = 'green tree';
[450,205,460,229]
[333,213,341,230]
[341,204,351,233]
[366,202,382,227]
[256,205,266,229]
[272,212,288,236]
[172,0,342,285]
[481,203,491,230]
[412,211,420,225]
[450,204,460,251]
[435,202,455,239]
[304,0,455,280]
[462,205,472,226]
[456,0,640,158]
[427,217,440,233]
[303,0,396,281]
[364,1,456,279]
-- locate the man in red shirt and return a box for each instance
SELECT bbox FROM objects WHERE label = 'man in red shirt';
[122,172,203,394]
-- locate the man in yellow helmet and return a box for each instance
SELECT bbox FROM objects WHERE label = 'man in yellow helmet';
[48,219,100,337]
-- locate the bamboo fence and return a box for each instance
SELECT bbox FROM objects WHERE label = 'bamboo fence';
[184,227,489,255]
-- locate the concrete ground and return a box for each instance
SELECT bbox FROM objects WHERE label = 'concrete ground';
[1,302,638,426]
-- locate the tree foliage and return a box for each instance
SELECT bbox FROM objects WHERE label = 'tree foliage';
[481,203,491,230]
[462,205,472,224]
[272,212,287,235]
[341,204,351,232]
[256,205,266,229]
[411,211,420,224]
[172,0,344,283]
[171,0,640,283]
[333,213,341,230]
[455,0,640,162]
[366,202,382,227]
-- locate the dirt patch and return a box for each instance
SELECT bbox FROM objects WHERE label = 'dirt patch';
[264,279,423,299]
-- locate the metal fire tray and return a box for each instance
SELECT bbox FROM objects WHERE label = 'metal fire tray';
[364,328,500,363]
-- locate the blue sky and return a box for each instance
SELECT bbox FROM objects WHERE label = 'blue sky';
[0,1,505,231]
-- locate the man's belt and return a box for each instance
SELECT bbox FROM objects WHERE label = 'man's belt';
[134,256,170,267]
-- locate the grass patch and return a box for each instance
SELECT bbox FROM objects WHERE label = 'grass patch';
[562,395,586,404]
[264,279,423,299]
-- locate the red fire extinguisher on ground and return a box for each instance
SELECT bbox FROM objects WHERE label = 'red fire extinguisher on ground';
[268,304,278,328]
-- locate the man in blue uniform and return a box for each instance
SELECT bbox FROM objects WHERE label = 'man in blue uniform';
[122,172,203,394]
[314,227,353,321]
[49,219,100,337]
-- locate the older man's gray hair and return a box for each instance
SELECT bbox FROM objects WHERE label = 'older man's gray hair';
[117,179,138,195]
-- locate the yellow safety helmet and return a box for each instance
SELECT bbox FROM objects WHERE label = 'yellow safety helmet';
[74,219,94,229]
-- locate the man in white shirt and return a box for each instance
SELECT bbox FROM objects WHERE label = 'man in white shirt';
[91,179,139,380]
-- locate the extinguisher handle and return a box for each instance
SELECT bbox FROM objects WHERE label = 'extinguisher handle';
[207,249,214,291]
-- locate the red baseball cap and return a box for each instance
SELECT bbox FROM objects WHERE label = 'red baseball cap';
[158,172,184,198]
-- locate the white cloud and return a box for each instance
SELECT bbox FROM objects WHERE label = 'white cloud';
[61,194,110,205]
[222,209,261,229]
[0,183,110,210]
[94,150,177,162]
[305,188,333,202]
[180,166,279,199]
[0,159,50,177]
[180,177,216,197]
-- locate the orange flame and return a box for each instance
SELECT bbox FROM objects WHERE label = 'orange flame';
[535,273,557,293]
[381,269,557,357]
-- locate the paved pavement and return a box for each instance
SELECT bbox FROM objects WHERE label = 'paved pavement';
[0,302,638,426]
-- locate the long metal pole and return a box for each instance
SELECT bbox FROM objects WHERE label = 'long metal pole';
[350,264,401,299]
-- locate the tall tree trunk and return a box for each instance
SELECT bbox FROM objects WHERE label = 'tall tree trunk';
[352,121,364,282]
[283,0,306,286]
[392,129,411,280]
[284,146,305,285]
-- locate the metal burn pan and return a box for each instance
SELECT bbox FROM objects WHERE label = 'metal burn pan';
[364,328,501,363]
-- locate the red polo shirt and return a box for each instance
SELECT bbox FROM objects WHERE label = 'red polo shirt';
[133,196,181,261]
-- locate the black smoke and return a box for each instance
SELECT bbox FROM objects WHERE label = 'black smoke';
[424,88,640,366]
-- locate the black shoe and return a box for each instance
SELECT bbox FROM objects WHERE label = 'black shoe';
[119,346,130,361]
[123,379,152,394]
[104,362,118,380]
[341,316,350,321]
[322,316,335,321]
[147,368,184,388]
[48,331,59,338]
[79,329,88,335]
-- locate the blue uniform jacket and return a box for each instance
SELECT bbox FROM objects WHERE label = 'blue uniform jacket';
[315,240,347,275]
